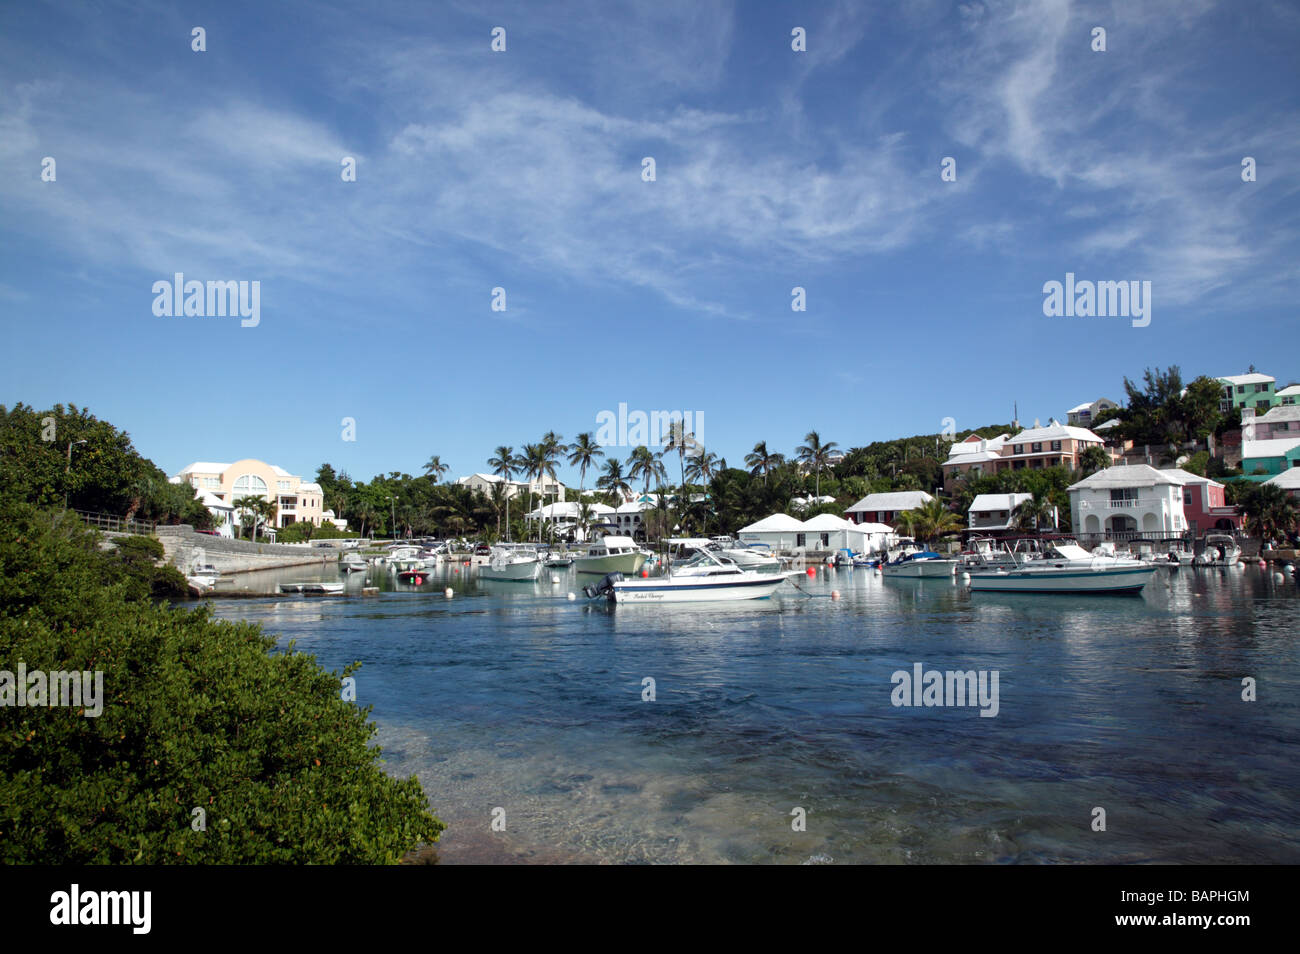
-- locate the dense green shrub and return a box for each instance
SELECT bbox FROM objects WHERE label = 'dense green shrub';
[0,502,444,863]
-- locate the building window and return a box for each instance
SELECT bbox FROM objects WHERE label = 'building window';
[277,480,292,492]
[233,474,268,497]
[202,476,219,489]
[1257,401,1270,410]
[1050,440,1062,451]
[1110,488,1138,502]
[1255,383,1267,392]
[1031,442,1042,453]
[1184,491,1193,505]
[1237,385,1245,394]
[1013,444,1023,455]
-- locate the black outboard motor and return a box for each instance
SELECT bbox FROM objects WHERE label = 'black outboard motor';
[583,571,624,600]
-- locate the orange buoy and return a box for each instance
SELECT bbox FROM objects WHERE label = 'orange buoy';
[831,590,840,600]
[806,567,816,577]
[641,569,649,578]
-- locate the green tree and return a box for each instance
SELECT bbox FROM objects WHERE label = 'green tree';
[0,500,443,863]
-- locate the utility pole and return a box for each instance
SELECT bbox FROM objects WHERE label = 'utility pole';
[390,495,398,540]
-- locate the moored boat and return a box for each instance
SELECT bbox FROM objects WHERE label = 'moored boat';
[479,544,544,582]
[585,549,797,603]
[966,541,1157,594]
[572,535,647,575]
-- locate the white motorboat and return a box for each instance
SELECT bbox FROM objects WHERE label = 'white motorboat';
[967,542,1157,594]
[882,545,958,578]
[1194,533,1242,567]
[479,544,544,582]
[339,555,368,573]
[585,549,797,603]
[572,535,648,575]
[279,582,345,594]
[186,563,220,587]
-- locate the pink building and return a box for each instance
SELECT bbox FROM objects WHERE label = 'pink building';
[1163,468,1241,534]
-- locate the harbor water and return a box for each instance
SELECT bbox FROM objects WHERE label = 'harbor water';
[211,561,1300,864]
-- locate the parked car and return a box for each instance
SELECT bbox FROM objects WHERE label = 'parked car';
[474,543,492,556]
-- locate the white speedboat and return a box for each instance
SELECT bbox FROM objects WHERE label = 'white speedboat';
[585,550,797,603]
[479,544,544,581]
[572,535,647,575]
[1194,534,1242,567]
[340,555,368,573]
[280,582,345,594]
[882,546,957,578]
[967,542,1157,594]
[186,563,220,587]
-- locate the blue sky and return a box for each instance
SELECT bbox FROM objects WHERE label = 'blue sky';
[2,0,1297,486]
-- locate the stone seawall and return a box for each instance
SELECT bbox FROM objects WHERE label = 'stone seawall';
[154,525,338,576]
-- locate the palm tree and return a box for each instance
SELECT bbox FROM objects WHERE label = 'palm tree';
[233,494,263,541]
[745,441,785,485]
[1013,494,1056,532]
[1239,483,1298,544]
[626,445,663,497]
[488,445,518,541]
[685,448,719,486]
[1079,445,1110,475]
[796,430,839,500]
[538,432,566,505]
[520,443,546,540]
[909,499,963,541]
[893,509,921,539]
[566,432,604,496]
[663,419,695,496]
[597,458,631,502]
[423,455,449,482]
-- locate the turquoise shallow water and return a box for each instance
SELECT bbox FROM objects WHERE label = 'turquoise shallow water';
[212,562,1300,864]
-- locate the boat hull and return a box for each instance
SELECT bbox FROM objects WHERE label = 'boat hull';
[574,552,648,575]
[967,565,1157,593]
[479,561,544,582]
[611,573,789,603]
[883,559,957,578]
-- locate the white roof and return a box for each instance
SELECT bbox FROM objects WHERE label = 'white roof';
[198,489,233,510]
[968,493,1032,513]
[529,501,615,517]
[1010,421,1103,444]
[944,434,1009,463]
[1157,468,1222,488]
[845,491,934,513]
[176,461,231,475]
[1244,438,1300,460]
[1093,418,1122,431]
[1258,405,1300,423]
[270,465,292,477]
[1067,402,1094,414]
[739,513,806,533]
[298,482,322,494]
[800,513,860,531]
[1067,464,1179,491]
[852,522,895,534]
[1265,469,1300,489]
[1276,384,1300,397]
[1219,373,1275,386]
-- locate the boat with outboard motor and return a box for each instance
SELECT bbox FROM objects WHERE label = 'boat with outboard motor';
[584,548,799,603]
[966,540,1157,594]
[882,541,958,578]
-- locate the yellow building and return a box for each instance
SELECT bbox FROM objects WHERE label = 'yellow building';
[173,459,326,528]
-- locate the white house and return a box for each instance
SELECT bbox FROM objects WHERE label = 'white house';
[456,472,565,501]
[1068,464,1188,537]
[1066,398,1118,428]
[737,513,807,550]
[845,491,934,527]
[967,493,1033,532]
[525,501,616,541]
[800,513,892,553]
